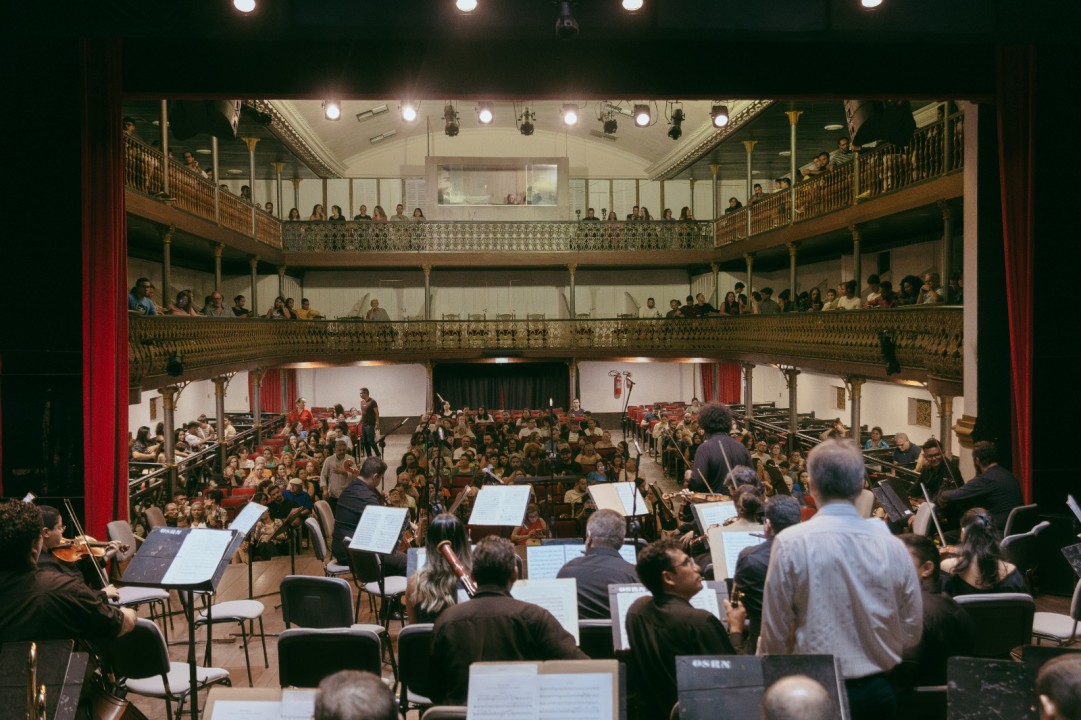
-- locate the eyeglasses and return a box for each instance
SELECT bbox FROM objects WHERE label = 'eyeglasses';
[924,452,942,461]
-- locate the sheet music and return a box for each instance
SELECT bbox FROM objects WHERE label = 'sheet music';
[692,501,737,532]
[161,528,234,586]
[588,482,648,517]
[407,547,428,576]
[538,673,613,720]
[208,701,281,719]
[228,502,267,536]
[280,689,317,720]
[511,578,581,644]
[468,485,533,526]
[611,582,725,650]
[348,505,409,554]
[468,664,540,719]
[528,545,572,580]
[706,527,765,580]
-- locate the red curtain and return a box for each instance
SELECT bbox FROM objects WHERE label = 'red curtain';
[996,46,1035,503]
[700,363,742,404]
[82,40,127,535]
[249,368,298,415]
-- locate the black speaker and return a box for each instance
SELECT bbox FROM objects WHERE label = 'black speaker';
[167,100,241,140]
[844,100,916,147]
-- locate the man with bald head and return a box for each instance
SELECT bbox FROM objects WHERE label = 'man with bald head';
[762,675,833,720]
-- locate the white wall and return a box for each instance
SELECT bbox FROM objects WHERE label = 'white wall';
[749,366,963,450]
[128,372,251,435]
[577,360,697,413]
[295,365,428,417]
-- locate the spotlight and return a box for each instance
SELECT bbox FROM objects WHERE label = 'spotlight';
[323,100,341,121]
[861,0,882,6]
[562,103,579,127]
[456,0,478,10]
[519,108,535,136]
[633,104,650,127]
[711,104,729,128]
[233,0,255,12]
[555,1,579,39]
[400,101,418,123]
[667,108,684,140]
[443,104,460,136]
[477,102,494,125]
[622,0,643,10]
[602,114,618,135]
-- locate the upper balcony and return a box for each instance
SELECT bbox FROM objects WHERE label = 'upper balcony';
[123,107,963,271]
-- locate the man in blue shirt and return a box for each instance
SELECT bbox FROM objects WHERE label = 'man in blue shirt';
[128,277,156,315]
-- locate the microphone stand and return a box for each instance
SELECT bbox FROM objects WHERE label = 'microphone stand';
[630,440,644,557]
[620,373,635,444]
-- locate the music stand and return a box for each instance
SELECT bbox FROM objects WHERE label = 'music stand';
[121,527,244,720]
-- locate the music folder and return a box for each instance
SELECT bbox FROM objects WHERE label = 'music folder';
[120,526,242,592]
[467,659,622,720]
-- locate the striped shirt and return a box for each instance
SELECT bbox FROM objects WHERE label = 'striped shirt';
[759,501,922,679]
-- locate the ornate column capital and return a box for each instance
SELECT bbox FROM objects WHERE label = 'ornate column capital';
[249,255,260,270]
[240,136,260,153]
[741,140,758,154]
[787,242,799,257]
[422,264,432,277]
[785,110,803,126]
[270,161,285,176]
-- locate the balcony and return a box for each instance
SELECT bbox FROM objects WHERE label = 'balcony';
[129,307,963,390]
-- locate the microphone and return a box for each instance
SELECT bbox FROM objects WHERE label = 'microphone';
[481,465,502,484]
[436,393,446,405]
[634,439,643,455]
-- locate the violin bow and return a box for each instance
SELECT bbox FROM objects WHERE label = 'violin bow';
[62,498,111,590]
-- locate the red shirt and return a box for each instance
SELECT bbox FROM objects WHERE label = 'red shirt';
[287,407,314,431]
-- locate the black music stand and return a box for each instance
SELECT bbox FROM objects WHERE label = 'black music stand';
[121,527,244,720]
[0,641,88,720]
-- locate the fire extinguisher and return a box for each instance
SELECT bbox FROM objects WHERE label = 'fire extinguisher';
[609,370,622,398]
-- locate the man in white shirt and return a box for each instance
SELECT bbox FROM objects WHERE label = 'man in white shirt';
[639,297,662,318]
[759,439,922,720]
[836,280,863,310]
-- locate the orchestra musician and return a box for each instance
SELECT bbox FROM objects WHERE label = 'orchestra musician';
[330,457,408,575]
[320,438,359,512]
[405,513,473,623]
[686,403,753,494]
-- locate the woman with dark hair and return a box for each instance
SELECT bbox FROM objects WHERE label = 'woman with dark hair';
[308,204,326,221]
[808,287,823,311]
[404,514,472,619]
[678,206,693,221]
[940,507,1027,597]
[130,426,161,461]
[724,197,743,214]
[328,205,345,221]
[722,488,765,531]
[662,208,674,221]
[287,207,301,221]
[721,291,741,316]
[166,289,201,316]
[898,275,923,306]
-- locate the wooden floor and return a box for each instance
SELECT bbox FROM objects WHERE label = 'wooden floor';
[124,431,1074,719]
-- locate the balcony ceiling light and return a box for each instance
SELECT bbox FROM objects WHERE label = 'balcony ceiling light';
[622,0,644,10]
[401,102,418,123]
[323,100,341,121]
[233,0,255,13]
[562,103,579,127]
[711,104,729,128]
[456,0,478,11]
[633,104,650,127]
[477,102,494,124]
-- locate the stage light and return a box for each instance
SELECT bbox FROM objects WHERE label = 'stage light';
[400,102,418,123]
[444,104,460,136]
[233,0,255,13]
[622,0,643,10]
[555,1,579,39]
[562,104,579,127]
[323,100,341,121]
[519,108,535,136]
[602,114,618,135]
[711,104,729,128]
[633,104,650,127]
[668,107,684,140]
[861,0,883,7]
[477,102,494,124]
[456,0,478,11]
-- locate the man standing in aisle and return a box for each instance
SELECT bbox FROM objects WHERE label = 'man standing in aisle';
[358,387,381,458]
[759,439,922,720]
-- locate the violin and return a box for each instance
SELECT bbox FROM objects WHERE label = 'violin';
[50,535,127,564]
[664,490,731,504]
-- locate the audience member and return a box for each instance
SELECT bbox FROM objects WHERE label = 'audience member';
[365,299,391,321]
[202,291,229,317]
[510,503,549,545]
[353,204,371,220]
[429,536,585,705]
[891,432,920,467]
[639,297,662,318]
[760,439,922,720]
[128,277,157,315]
[231,294,251,317]
[758,287,781,314]
[836,280,862,310]
[295,298,325,319]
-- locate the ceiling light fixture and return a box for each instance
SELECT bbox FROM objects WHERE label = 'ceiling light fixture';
[400,102,418,123]
[602,112,618,135]
[444,103,460,137]
[519,108,535,136]
[710,104,729,128]
[370,129,398,144]
[633,104,651,127]
[667,106,684,140]
[622,0,644,10]
[477,102,494,125]
[555,1,579,39]
[562,103,579,127]
[323,100,341,121]
[355,104,390,122]
[456,0,478,11]
[824,123,845,131]
[861,0,883,7]
[233,0,256,13]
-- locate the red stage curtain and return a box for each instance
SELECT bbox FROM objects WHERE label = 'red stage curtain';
[82,40,126,535]
[996,46,1035,502]
[249,368,298,415]
[700,363,742,405]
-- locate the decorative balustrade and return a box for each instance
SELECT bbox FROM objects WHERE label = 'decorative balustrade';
[123,135,281,249]
[129,307,963,388]
[280,219,716,253]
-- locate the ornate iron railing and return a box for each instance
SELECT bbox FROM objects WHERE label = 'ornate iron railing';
[130,307,963,388]
[280,219,716,253]
[123,135,281,249]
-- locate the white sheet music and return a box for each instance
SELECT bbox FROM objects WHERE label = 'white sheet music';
[348,505,409,554]
[706,527,765,580]
[228,502,267,536]
[692,501,737,532]
[527,545,571,580]
[468,485,532,526]
[161,529,234,586]
[511,578,581,644]
[588,482,648,517]
[611,582,724,650]
[280,689,317,720]
[468,664,540,719]
[538,673,613,720]
[208,701,281,719]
